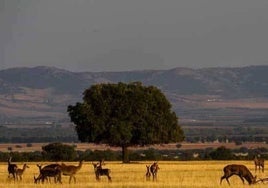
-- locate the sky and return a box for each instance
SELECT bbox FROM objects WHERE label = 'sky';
[1,0,268,72]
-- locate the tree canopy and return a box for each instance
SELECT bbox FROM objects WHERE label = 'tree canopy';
[67,82,184,162]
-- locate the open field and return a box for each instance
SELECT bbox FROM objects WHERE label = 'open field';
[0,161,267,188]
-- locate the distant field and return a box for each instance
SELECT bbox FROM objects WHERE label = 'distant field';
[0,161,267,188]
[0,142,267,153]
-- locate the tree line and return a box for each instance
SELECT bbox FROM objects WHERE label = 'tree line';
[0,143,267,162]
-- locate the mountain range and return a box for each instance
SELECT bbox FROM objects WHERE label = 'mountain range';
[0,65,268,125]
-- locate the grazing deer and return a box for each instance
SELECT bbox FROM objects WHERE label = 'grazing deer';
[220,164,257,185]
[254,155,264,172]
[16,164,29,181]
[38,163,61,183]
[145,165,151,181]
[34,164,62,184]
[92,162,112,182]
[59,160,83,184]
[7,157,18,180]
[150,162,160,181]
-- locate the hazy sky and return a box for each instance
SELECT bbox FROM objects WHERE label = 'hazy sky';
[1,0,268,72]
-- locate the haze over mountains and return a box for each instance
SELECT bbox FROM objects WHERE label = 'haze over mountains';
[0,66,268,125]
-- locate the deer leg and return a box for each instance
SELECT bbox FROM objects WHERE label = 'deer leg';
[11,173,16,181]
[95,173,100,181]
[107,175,112,182]
[152,173,157,181]
[222,174,233,185]
[41,175,45,184]
[225,177,231,185]
[220,176,225,185]
[238,175,245,184]
[56,174,61,184]
[69,175,75,184]
[220,175,231,185]
[146,173,151,181]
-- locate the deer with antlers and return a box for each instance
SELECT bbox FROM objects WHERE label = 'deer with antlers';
[7,157,18,181]
[254,155,264,172]
[92,160,112,182]
[220,164,257,185]
[150,162,160,181]
[34,164,62,184]
[59,160,83,184]
[15,164,29,181]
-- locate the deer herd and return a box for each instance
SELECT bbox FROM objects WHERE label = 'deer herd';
[6,156,268,185]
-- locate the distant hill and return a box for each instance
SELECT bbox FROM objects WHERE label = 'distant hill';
[0,65,268,124]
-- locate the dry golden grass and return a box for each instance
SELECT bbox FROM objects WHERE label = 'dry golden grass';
[0,161,267,188]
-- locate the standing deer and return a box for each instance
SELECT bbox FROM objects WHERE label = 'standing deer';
[150,162,160,181]
[34,164,62,184]
[145,165,151,181]
[16,164,29,181]
[92,162,112,182]
[254,155,264,172]
[7,157,17,181]
[220,164,257,185]
[59,160,83,183]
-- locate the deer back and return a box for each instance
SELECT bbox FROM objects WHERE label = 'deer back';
[41,167,61,177]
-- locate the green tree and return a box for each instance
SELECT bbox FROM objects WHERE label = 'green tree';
[67,82,184,163]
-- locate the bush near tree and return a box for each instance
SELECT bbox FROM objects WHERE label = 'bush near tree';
[41,142,77,161]
[209,146,233,160]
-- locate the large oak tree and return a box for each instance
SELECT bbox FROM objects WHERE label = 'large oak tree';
[67,82,184,163]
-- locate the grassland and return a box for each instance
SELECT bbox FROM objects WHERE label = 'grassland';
[0,161,267,188]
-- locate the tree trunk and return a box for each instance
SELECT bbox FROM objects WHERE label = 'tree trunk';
[122,145,130,163]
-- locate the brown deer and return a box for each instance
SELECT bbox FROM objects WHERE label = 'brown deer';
[150,162,160,181]
[92,162,112,182]
[145,165,151,181]
[34,164,62,184]
[254,155,264,172]
[220,164,257,185]
[7,157,18,181]
[38,163,61,183]
[59,160,83,183]
[16,164,29,181]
